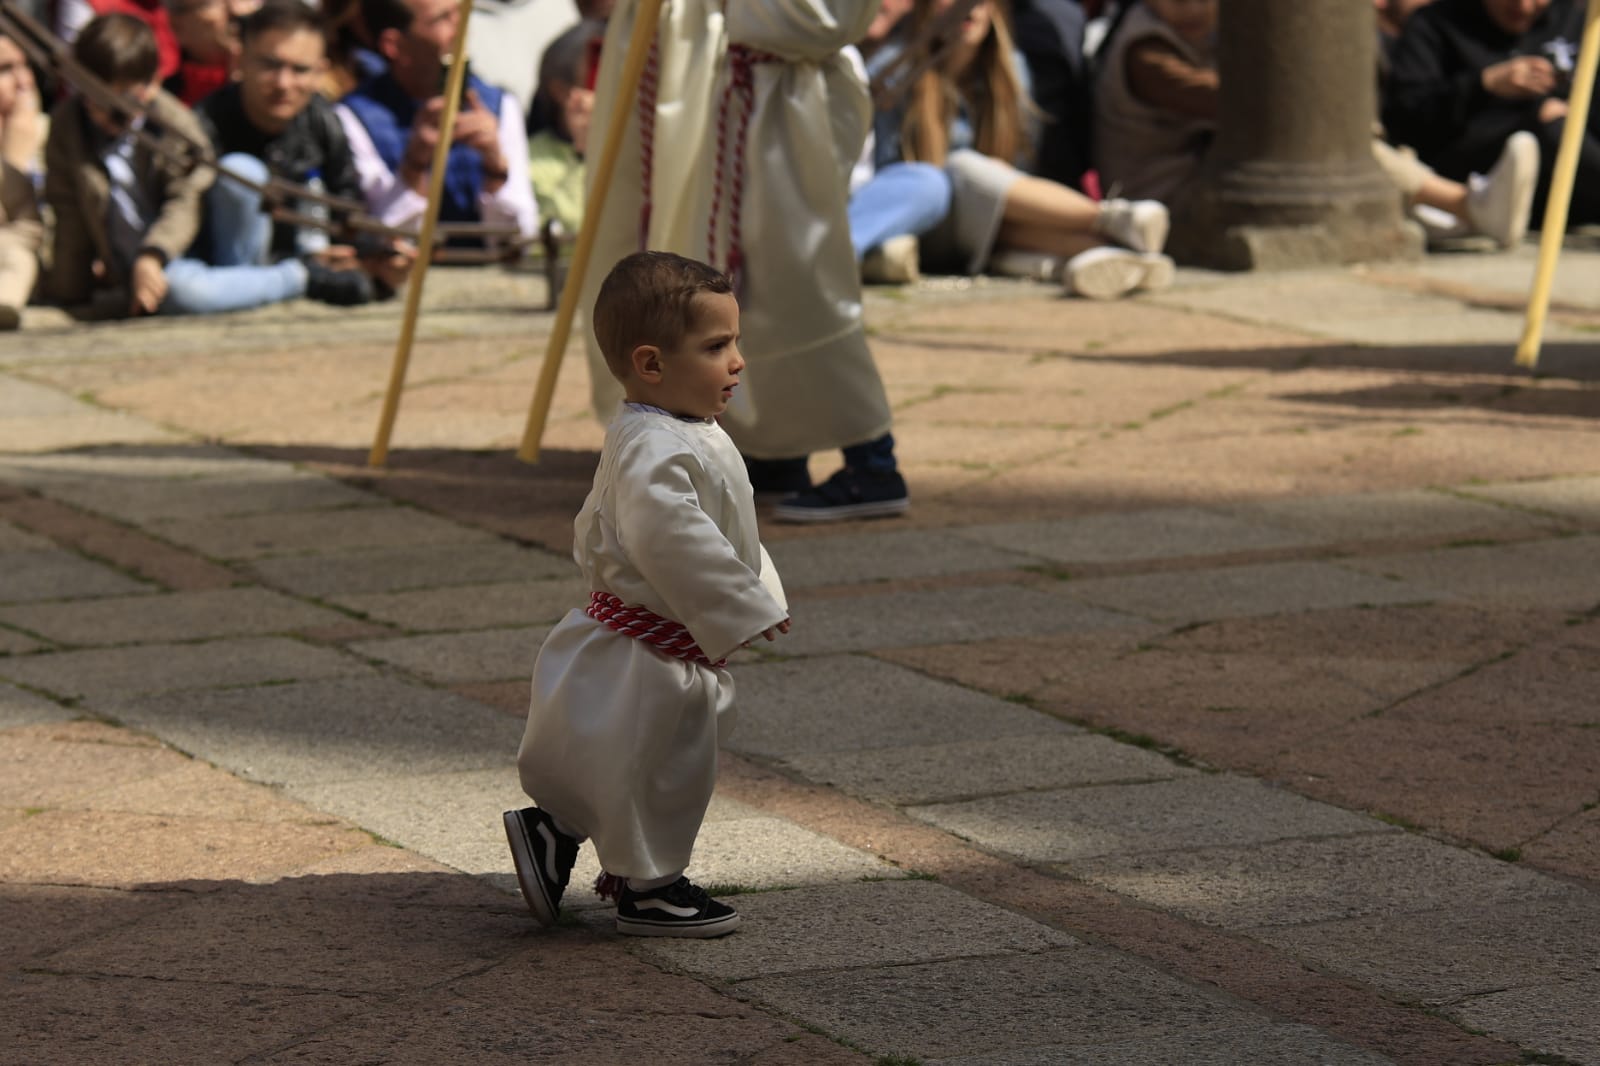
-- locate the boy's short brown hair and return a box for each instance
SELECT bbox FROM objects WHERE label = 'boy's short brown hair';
[593,251,733,380]
[73,13,160,85]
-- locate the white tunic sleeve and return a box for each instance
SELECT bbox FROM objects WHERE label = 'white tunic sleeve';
[612,435,787,662]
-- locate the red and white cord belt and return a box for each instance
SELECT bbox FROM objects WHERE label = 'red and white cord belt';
[585,591,726,669]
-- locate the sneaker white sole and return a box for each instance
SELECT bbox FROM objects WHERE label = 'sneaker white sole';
[771,497,911,523]
[616,912,741,938]
[1064,248,1145,300]
[503,809,559,927]
[1136,253,1175,292]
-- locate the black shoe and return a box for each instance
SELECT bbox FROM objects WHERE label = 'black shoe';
[772,467,909,523]
[303,258,375,306]
[503,807,578,926]
[744,455,811,496]
[615,876,740,938]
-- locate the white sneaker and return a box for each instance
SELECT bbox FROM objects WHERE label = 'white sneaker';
[1063,248,1175,299]
[1465,131,1539,248]
[1096,198,1170,254]
[861,233,921,284]
[988,248,1065,281]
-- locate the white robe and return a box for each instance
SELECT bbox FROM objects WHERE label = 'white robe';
[517,405,788,880]
[577,0,893,460]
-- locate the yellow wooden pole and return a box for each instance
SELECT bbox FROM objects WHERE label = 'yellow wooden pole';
[517,0,666,463]
[368,0,478,467]
[1516,0,1600,369]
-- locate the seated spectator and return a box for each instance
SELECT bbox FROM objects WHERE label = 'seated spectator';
[57,0,182,81]
[45,13,340,316]
[526,19,600,238]
[1096,0,1536,249]
[336,0,537,247]
[878,0,1173,299]
[1384,0,1597,228]
[162,0,236,106]
[194,0,413,306]
[846,0,951,284]
[0,31,43,330]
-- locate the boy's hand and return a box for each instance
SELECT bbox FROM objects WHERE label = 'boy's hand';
[753,618,792,643]
[129,253,167,316]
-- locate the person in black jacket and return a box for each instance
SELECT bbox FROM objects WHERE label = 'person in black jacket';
[1384,0,1600,225]
[193,0,413,303]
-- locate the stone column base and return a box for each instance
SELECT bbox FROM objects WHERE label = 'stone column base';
[1167,158,1425,271]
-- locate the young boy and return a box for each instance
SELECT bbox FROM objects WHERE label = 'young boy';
[504,251,790,939]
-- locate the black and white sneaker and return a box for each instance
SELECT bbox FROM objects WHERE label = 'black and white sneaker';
[503,807,578,926]
[771,467,909,524]
[615,877,740,938]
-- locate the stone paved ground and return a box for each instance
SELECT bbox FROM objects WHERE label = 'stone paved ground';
[3,244,1600,1064]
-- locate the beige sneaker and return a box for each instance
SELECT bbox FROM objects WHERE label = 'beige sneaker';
[1465,131,1539,248]
[861,234,921,285]
[1096,198,1170,254]
[1064,246,1171,300]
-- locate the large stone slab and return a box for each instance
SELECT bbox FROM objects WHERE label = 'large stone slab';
[1060,560,1439,623]
[777,584,1140,656]
[0,680,73,727]
[1222,489,1556,544]
[784,731,1193,805]
[3,972,374,1066]
[1460,476,1600,528]
[729,654,1071,759]
[1342,535,1600,610]
[0,637,369,701]
[1077,831,1571,929]
[332,577,589,631]
[929,1023,1397,1065]
[0,520,51,550]
[634,880,1076,981]
[0,587,350,646]
[910,776,1389,864]
[352,627,545,683]
[1251,889,1600,1005]
[764,528,1034,588]
[0,444,306,486]
[953,507,1320,565]
[0,549,152,603]
[41,472,383,523]
[1450,973,1600,1066]
[245,540,575,596]
[148,506,500,561]
[739,945,1269,1061]
[107,676,521,787]
[0,380,181,452]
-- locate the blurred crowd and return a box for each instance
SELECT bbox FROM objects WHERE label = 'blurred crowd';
[0,0,1592,329]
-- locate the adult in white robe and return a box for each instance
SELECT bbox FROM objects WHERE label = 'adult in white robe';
[517,404,788,880]
[575,0,893,461]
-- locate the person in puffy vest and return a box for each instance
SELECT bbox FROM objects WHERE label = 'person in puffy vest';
[334,0,536,246]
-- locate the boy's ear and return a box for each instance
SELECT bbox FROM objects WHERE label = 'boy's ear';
[629,343,663,382]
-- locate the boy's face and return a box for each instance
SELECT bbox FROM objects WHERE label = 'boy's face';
[629,292,745,420]
[1147,0,1217,46]
[1482,0,1550,35]
[84,78,159,136]
[239,26,326,133]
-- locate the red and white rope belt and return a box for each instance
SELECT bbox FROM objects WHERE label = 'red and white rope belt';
[585,591,726,668]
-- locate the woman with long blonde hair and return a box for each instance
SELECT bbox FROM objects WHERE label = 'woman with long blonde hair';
[878,0,1173,298]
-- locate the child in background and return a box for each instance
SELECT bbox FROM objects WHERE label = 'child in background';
[526,19,601,238]
[505,250,790,939]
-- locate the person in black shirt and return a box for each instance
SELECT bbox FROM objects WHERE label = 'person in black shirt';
[1384,0,1600,225]
[193,0,413,303]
